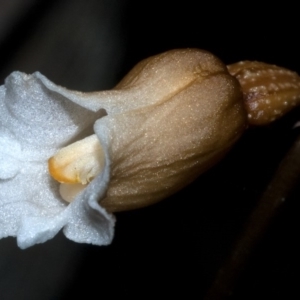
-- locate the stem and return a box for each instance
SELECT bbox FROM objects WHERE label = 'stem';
[204,132,300,300]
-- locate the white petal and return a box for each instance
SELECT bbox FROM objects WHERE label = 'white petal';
[0,72,114,248]
[0,128,21,179]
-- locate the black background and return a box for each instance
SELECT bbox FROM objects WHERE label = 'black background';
[0,1,299,299]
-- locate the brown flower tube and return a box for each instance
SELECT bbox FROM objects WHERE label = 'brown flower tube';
[49,49,248,212]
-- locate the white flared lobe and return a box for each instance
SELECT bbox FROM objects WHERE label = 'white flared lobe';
[0,71,114,248]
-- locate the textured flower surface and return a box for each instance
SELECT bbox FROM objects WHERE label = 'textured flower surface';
[0,71,115,249]
[0,49,247,249]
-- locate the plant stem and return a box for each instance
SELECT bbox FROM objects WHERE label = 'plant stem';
[204,132,300,299]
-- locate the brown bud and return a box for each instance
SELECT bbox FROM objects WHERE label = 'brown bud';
[228,61,300,125]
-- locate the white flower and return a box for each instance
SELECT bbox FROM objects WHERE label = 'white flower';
[0,49,247,249]
[0,71,115,249]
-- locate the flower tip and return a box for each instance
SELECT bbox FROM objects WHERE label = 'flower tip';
[48,156,77,184]
[48,134,105,185]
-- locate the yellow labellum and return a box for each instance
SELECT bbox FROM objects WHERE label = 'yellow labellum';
[48,134,104,185]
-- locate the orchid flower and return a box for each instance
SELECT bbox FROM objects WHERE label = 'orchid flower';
[0,49,248,248]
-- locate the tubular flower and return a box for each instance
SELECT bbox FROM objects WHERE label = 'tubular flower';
[0,49,247,248]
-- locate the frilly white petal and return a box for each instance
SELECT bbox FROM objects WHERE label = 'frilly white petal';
[0,71,114,248]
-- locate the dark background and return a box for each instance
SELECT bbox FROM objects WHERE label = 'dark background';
[0,1,299,299]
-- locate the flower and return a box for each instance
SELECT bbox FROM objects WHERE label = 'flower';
[0,49,247,248]
[0,71,115,249]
